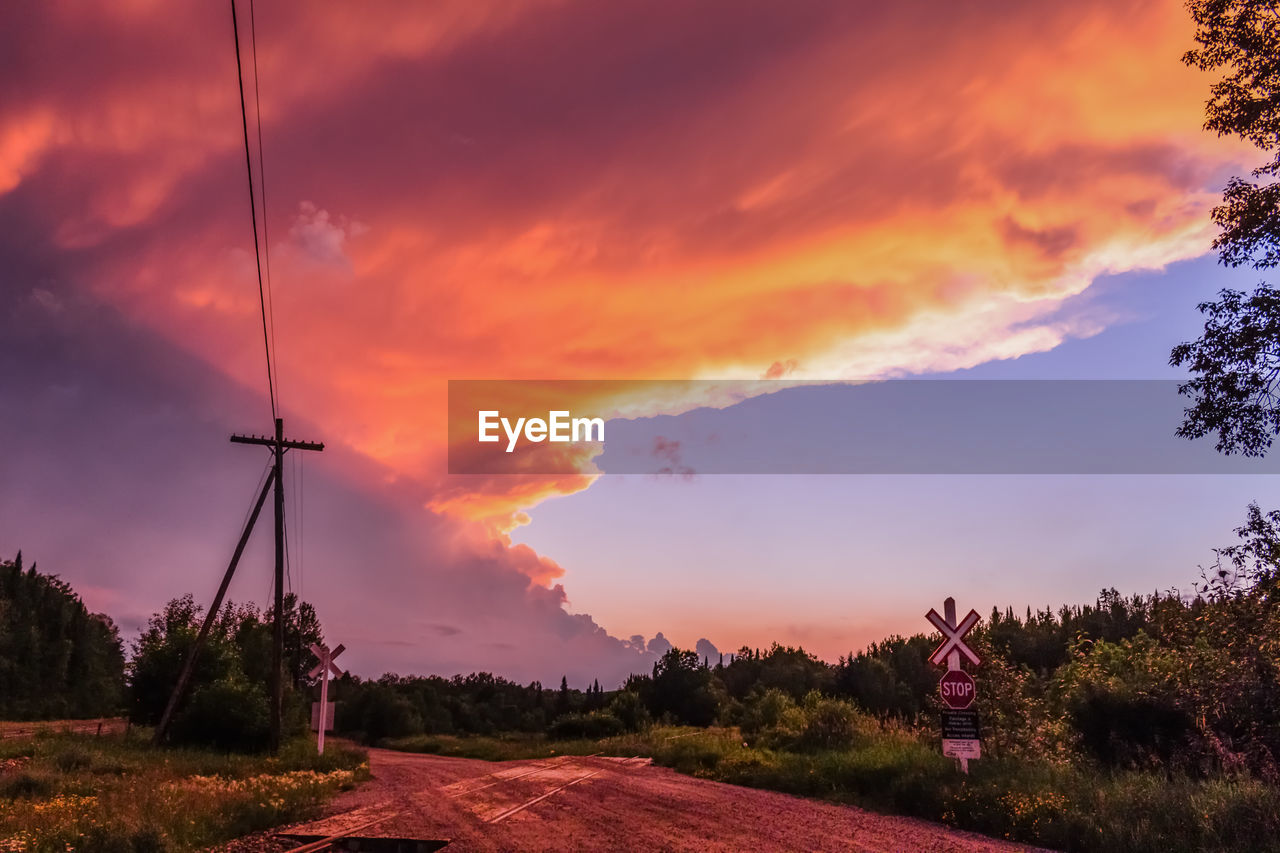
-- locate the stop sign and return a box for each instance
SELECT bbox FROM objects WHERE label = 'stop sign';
[939,670,976,709]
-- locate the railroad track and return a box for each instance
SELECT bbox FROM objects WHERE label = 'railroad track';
[0,718,126,739]
[281,811,402,853]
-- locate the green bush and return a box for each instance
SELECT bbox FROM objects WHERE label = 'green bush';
[53,744,94,772]
[792,692,861,751]
[607,690,651,731]
[172,677,271,752]
[739,688,794,741]
[746,690,864,752]
[548,711,625,740]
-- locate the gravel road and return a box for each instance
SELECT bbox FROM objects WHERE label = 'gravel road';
[278,747,1049,852]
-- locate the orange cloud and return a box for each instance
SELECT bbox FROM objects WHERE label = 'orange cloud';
[0,1,1251,555]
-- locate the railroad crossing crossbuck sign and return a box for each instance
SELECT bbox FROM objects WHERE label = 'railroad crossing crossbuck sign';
[926,597,982,772]
[926,605,982,667]
[309,642,345,755]
[309,642,345,681]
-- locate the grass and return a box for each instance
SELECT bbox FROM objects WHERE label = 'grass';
[382,725,1280,853]
[0,729,368,852]
[382,725,725,763]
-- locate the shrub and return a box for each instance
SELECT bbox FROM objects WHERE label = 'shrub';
[173,677,271,752]
[53,744,94,772]
[1070,688,1195,771]
[792,693,860,751]
[548,712,625,740]
[747,691,863,752]
[607,691,651,732]
[739,688,795,741]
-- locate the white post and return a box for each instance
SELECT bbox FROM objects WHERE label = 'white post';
[308,641,344,756]
[943,597,968,775]
[317,650,329,756]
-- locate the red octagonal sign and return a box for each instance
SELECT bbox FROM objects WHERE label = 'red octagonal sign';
[939,670,976,710]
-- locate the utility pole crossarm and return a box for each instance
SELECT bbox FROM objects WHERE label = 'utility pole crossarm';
[230,434,325,452]
[229,417,323,754]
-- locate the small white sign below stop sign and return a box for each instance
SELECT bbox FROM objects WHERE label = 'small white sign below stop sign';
[939,669,976,709]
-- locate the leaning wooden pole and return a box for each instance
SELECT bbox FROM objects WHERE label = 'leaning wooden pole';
[154,472,274,745]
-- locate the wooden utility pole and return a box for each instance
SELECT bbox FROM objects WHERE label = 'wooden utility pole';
[155,420,322,750]
[231,418,323,752]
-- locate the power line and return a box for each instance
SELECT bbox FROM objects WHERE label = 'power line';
[240,455,274,533]
[248,0,281,410]
[230,0,277,419]
[162,5,323,756]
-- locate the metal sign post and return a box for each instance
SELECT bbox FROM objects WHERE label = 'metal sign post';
[926,597,981,773]
[308,642,345,755]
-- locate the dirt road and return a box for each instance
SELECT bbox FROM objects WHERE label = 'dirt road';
[282,748,1046,852]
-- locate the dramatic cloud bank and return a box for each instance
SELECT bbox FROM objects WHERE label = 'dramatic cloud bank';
[0,0,1250,682]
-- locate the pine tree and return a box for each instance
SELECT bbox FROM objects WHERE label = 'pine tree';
[0,553,125,719]
[556,675,571,715]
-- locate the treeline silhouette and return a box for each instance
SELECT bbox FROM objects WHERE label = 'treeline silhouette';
[8,540,1280,779]
[331,578,1280,778]
[0,553,124,719]
[333,590,1163,738]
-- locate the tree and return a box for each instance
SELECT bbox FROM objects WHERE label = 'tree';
[1173,1,1280,452]
[1204,500,1280,592]
[607,690,650,731]
[128,595,240,726]
[1171,287,1280,454]
[647,649,721,726]
[555,675,572,716]
[130,594,324,748]
[275,594,323,689]
[0,553,125,719]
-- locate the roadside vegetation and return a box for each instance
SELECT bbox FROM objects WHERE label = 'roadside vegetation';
[0,730,366,853]
[0,553,363,852]
[381,706,1280,853]
[339,504,1280,853]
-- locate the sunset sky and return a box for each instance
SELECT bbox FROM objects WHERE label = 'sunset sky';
[4,0,1276,685]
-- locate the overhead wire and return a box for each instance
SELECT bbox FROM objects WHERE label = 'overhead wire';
[229,0,277,420]
[231,0,314,624]
[237,456,275,566]
[237,455,274,618]
[248,0,281,411]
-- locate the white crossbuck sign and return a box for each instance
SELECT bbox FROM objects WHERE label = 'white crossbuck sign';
[309,643,345,679]
[926,608,982,667]
[309,642,345,755]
